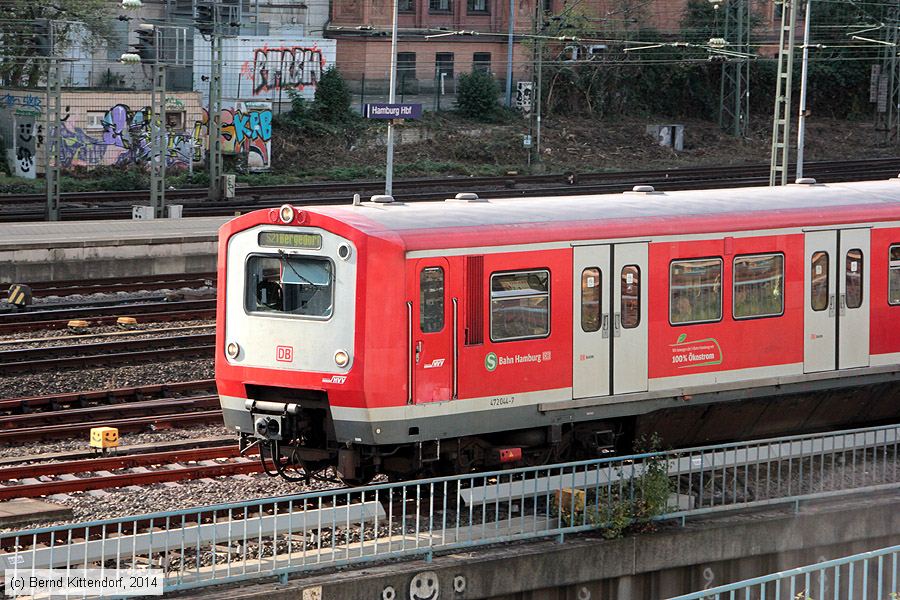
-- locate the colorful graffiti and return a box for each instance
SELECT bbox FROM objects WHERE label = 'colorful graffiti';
[193,102,273,171]
[98,103,194,169]
[241,45,326,95]
[2,93,41,111]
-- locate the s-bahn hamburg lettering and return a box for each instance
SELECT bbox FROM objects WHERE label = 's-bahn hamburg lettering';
[485,351,552,371]
[669,334,723,368]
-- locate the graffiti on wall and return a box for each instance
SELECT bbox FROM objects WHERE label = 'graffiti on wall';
[193,102,273,171]
[95,103,194,169]
[13,118,37,178]
[241,45,326,96]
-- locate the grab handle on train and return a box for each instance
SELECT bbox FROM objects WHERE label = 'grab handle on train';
[828,294,835,318]
[839,293,847,316]
[601,314,610,339]
[613,313,622,338]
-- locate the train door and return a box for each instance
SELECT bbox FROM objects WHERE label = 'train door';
[612,243,649,394]
[411,259,453,403]
[803,229,870,373]
[573,246,611,398]
[572,243,648,399]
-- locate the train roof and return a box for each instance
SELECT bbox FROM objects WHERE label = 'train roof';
[307,179,900,251]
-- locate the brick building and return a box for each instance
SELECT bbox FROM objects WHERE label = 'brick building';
[327,0,778,94]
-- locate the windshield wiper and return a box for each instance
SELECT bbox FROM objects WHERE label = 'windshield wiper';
[278,250,314,285]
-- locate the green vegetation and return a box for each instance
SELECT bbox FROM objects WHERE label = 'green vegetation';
[455,69,502,120]
[552,434,672,539]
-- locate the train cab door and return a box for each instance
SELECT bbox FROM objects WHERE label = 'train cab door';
[573,246,611,398]
[410,259,454,403]
[804,229,870,373]
[572,242,648,399]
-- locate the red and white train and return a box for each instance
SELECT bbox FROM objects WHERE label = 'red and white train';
[215,179,900,482]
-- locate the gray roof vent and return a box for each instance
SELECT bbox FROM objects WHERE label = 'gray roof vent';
[794,177,817,185]
[630,185,656,193]
[370,194,395,203]
[446,192,487,203]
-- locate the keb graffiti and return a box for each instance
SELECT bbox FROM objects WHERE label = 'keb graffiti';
[193,102,273,171]
[242,45,325,95]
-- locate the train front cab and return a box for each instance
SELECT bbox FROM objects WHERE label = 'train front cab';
[216,209,360,472]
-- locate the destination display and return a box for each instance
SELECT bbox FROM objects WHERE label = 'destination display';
[258,231,322,249]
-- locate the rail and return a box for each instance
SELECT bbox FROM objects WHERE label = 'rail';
[665,544,900,600]
[2,423,898,595]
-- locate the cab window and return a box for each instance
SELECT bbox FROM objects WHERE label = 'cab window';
[246,255,334,318]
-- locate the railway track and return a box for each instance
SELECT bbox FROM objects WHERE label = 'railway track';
[2,158,898,221]
[0,444,259,501]
[0,299,216,334]
[0,332,214,374]
[0,379,215,415]
[24,272,216,298]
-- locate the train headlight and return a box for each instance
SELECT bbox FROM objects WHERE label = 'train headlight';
[337,243,352,261]
[334,349,350,368]
[226,341,240,359]
[278,204,295,224]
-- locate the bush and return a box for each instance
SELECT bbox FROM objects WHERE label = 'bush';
[456,69,501,119]
[313,66,354,123]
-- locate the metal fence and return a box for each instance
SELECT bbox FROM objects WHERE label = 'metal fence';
[666,544,900,600]
[2,423,899,595]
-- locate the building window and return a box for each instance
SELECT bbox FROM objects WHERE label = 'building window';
[436,52,455,79]
[845,249,863,309]
[399,0,415,12]
[811,251,829,312]
[670,258,723,324]
[733,254,784,319]
[889,245,900,305]
[420,267,445,333]
[398,52,416,78]
[430,0,451,12]
[620,265,641,329]
[490,270,550,341]
[473,52,491,73]
[468,0,488,13]
[580,267,601,333]
[86,111,106,130]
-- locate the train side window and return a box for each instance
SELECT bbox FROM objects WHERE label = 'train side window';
[845,249,863,309]
[490,270,550,341]
[670,258,722,324]
[420,267,445,333]
[811,251,829,311]
[581,267,601,332]
[733,253,784,319]
[620,265,641,329]
[890,245,900,305]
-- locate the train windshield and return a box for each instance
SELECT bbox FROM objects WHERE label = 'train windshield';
[246,254,334,318]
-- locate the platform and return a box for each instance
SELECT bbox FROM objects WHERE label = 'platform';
[0,217,228,283]
[0,498,73,528]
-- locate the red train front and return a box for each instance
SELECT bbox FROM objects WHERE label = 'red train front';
[216,182,900,483]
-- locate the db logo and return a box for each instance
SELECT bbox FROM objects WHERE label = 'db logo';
[276,345,294,362]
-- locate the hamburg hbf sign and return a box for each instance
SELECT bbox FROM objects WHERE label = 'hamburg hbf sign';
[364,103,423,120]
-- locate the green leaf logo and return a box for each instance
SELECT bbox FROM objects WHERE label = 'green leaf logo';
[676,333,687,344]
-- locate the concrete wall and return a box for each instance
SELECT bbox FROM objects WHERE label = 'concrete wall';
[189,491,900,600]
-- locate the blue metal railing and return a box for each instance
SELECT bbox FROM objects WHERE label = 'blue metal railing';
[666,544,900,600]
[1,423,898,595]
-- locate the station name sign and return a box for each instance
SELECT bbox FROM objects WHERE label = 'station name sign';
[365,103,423,120]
